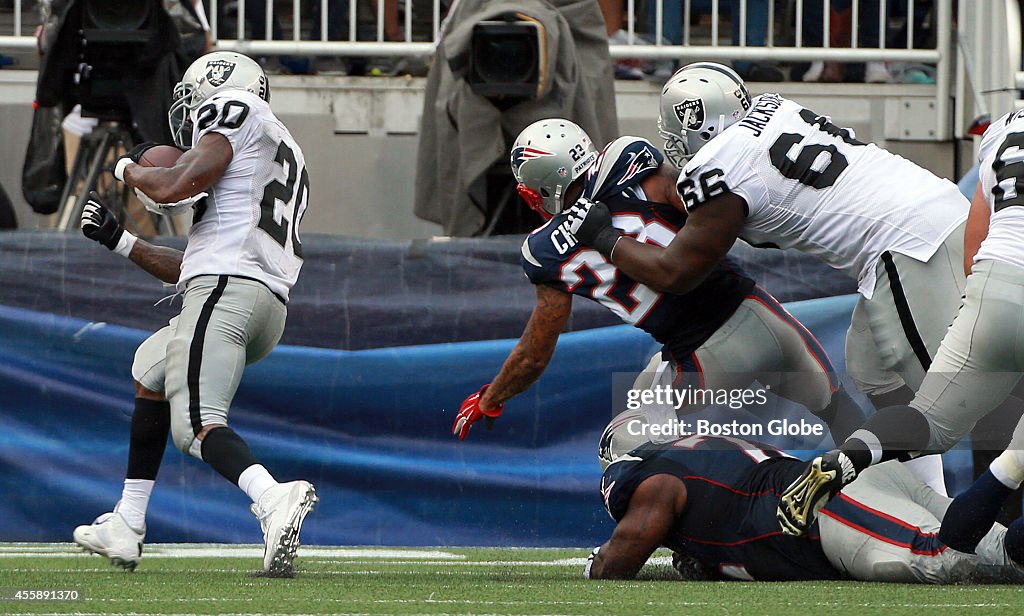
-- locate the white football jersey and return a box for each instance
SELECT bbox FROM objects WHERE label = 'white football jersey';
[975,110,1024,270]
[679,94,967,298]
[177,89,308,301]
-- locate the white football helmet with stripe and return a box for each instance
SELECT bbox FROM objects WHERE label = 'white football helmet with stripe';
[511,118,599,219]
[168,51,270,149]
[658,62,752,168]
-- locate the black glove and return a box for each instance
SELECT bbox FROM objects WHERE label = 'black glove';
[566,197,621,259]
[671,550,721,580]
[113,142,158,181]
[80,191,124,250]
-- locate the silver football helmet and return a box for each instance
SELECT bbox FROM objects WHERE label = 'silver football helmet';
[598,410,650,471]
[510,118,599,219]
[658,62,751,168]
[168,51,270,149]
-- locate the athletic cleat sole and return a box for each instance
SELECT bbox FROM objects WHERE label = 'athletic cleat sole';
[264,484,318,578]
[777,455,839,536]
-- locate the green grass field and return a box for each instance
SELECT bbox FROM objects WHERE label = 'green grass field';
[0,543,1023,615]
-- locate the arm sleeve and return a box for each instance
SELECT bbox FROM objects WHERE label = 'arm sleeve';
[679,152,763,217]
[520,235,564,287]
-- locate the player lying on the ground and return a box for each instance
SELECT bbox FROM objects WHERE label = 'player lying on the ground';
[565,61,974,499]
[73,51,316,575]
[586,411,1024,583]
[452,118,864,442]
[771,107,1024,536]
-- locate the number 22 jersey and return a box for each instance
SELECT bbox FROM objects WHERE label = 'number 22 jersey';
[179,89,309,301]
[679,94,967,298]
[520,137,754,361]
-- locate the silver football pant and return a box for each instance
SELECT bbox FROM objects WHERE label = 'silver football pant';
[820,461,1023,583]
[845,222,966,396]
[132,275,286,455]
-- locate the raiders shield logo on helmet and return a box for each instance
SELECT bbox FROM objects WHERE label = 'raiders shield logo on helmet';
[205,59,236,87]
[674,98,705,130]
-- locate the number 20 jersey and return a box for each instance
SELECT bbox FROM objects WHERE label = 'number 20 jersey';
[179,89,308,301]
[975,110,1024,270]
[679,94,967,299]
[520,137,754,361]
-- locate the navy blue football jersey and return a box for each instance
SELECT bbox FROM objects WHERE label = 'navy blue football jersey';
[520,137,754,360]
[601,435,840,581]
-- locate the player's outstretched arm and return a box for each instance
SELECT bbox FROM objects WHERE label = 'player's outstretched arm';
[612,194,746,294]
[483,284,572,407]
[452,285,571,440]
[122,132,233,204]
[963,182,991,276]
[80,192,183,284]
[586,474,687,580]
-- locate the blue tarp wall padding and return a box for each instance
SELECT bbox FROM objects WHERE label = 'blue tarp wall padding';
[5,293,980,547]
[0,232,977,546]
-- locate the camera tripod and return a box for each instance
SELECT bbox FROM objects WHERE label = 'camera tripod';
[55,121,182,236]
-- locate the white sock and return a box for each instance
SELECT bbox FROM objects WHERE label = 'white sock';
[902,455,947,496]
[991,450,1024,490]
[118,479,154,531]
[238,464,278,505]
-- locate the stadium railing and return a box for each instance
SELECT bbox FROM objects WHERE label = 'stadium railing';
[1,0,1019,139]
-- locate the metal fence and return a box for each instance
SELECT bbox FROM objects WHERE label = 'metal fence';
[0,0,949,62]
[0,0,998,140]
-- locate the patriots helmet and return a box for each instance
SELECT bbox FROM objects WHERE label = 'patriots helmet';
[168,51,270,149]
[598,410,650,471]
[510,118,599,219]
[658,62,751,168]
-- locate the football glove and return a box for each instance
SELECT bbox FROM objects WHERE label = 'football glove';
[583,546,601,579]
[452,385,503,441]
[671,550,721,580]
[113,141,158,182]
[565,197,620,258]
[80,191,124,250]
[134,187,208,217]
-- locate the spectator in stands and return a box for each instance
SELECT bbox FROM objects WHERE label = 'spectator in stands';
[639,0,783,81]
[800,0,891,83]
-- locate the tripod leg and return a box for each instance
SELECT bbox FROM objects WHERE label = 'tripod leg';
[56,134,98,231]
[63,130,115,232]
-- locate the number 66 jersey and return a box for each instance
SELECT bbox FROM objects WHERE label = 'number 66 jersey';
[679,94,966,299]
[179,89,309,301]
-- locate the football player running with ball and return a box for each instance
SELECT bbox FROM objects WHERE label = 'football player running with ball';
[74,51,315,576]
[453,118,865,443]
[563,62,972,525]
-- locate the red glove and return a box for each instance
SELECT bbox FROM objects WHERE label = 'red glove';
[452,385,504,441]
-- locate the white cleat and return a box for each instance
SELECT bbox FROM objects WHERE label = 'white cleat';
[73,508,145,571]
[251,481,318,577]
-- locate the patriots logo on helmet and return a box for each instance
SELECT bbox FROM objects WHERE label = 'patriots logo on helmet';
[205,59,236,87]
[674,98,705,130]
[618,146,660,186]
[511,146,555,177]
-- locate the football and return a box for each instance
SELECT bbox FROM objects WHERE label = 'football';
[138,144,183,167]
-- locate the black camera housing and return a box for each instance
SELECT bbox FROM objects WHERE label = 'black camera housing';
[467,19,543,103]
[78,0,159,121]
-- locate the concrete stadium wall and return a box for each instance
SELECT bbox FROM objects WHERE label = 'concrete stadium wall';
[0,72,961,239]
